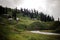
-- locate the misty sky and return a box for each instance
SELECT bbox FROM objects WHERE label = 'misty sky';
[0,0,60,20]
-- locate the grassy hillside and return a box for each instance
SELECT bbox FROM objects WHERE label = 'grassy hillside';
[0,16,60,40]
[0,5,60,40]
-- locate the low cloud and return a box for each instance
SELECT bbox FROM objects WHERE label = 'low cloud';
[0,0,60,20]
[46,0,60,19]
[0,0,23,8]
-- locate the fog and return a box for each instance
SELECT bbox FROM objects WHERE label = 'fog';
[0,0,60,20]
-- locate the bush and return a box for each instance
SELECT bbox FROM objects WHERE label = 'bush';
[50,21,60,33]
[15,24,27,30]
[55,26,60,33]
[28,22,48,30]
[0,24,11,40]
[50,21,60,30]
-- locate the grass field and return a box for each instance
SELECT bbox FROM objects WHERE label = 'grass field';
[7,31,60,40]
[0,16,60,40]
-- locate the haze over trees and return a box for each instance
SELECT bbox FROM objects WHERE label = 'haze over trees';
[20,8,54,22]
[0,6,54,22]
[0,5,60,40]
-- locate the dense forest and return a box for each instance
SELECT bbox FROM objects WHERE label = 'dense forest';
[0,6,54,22]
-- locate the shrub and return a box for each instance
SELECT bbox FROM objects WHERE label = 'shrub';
[15,24,27,30]
[28,22,47,30]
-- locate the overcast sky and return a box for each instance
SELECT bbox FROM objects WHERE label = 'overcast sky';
[0,0,60,20]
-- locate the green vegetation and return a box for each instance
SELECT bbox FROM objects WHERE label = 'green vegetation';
[0,5,60,40]
[0,16,60,40]
[7,31,60,40]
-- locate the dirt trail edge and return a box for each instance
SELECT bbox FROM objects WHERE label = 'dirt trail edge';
[30,31,60,35]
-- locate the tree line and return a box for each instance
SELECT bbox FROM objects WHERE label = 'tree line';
[0,6,54,22]
[20,8,54,22]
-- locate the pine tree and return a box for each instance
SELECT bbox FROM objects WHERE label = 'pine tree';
[12,7,17,20]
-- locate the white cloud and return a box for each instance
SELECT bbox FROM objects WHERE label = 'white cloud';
[0,0,23,8]
[46,0,60,20]
[0,0,60,20]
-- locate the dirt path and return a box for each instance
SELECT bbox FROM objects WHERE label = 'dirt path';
[30,31,60,35]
